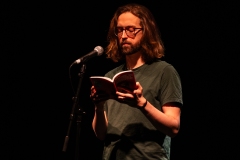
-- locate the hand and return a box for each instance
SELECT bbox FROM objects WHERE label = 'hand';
[90,86,108,107]
[116,82,146,108]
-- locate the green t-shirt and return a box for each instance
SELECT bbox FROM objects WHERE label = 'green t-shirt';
[102,60,183,160]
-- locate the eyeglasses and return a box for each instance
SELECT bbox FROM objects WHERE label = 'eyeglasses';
[114,26,143,38]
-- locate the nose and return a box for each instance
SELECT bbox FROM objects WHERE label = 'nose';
[121,29,128,38]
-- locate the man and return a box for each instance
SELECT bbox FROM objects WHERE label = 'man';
[90,3,183,160]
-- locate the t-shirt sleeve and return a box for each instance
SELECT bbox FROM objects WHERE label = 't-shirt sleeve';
[160,65,183,106]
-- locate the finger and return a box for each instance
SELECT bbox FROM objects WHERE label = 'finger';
[135,82,143,91]
[136,82,141,88]
[90,86,97,93]
[133,89,142,95]
[116,92,134,98]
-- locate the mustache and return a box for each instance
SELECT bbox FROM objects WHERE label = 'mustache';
[121,41,132,45]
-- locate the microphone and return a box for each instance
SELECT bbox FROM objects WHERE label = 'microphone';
[73,46,104,64]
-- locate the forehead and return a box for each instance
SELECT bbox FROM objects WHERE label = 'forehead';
[117,12,141,27]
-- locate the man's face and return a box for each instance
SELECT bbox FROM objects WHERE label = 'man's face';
[117,12,143,55]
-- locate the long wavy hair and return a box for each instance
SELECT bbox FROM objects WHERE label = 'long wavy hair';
[105,3,165,62]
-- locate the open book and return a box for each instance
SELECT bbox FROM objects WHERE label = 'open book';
[90,70,137,99]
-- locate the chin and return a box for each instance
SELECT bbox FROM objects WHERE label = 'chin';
[122,49,135,55]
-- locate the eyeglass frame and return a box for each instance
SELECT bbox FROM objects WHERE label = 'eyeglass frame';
[114,26,143,38]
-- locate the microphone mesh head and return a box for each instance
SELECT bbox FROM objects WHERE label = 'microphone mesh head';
[94,46,104,56]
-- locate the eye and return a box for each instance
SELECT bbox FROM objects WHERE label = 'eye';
[127,27,135,32]
[116,27,123,33]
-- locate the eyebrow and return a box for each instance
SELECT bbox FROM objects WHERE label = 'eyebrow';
[116,25,137,28]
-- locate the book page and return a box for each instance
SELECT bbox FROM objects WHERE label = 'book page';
[113,70,136,93]
[90,77,116,97]
[112,70,133,80]
[90,76,113,82]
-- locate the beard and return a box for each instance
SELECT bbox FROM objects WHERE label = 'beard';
[120,41,142,55]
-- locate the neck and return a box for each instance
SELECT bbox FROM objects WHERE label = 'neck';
[125,52,145,70]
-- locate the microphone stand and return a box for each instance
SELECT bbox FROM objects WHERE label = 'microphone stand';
[62,63,87,160]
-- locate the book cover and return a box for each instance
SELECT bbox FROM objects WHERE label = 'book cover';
[90,70,137,99]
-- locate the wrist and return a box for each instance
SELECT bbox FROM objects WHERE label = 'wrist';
[137,99,148,109]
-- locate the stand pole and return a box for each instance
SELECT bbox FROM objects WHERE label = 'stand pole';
[62,63,87,160]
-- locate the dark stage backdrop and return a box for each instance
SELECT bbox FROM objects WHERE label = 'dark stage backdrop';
[2,1,239,160]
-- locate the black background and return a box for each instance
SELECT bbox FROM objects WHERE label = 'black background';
[2,1,239,160]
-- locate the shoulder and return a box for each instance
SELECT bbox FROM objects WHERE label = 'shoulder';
[147,59,175,71]
[146,60,181,79]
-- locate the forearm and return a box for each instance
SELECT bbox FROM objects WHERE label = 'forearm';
[92,107,108,140]
[140,101,180,137]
